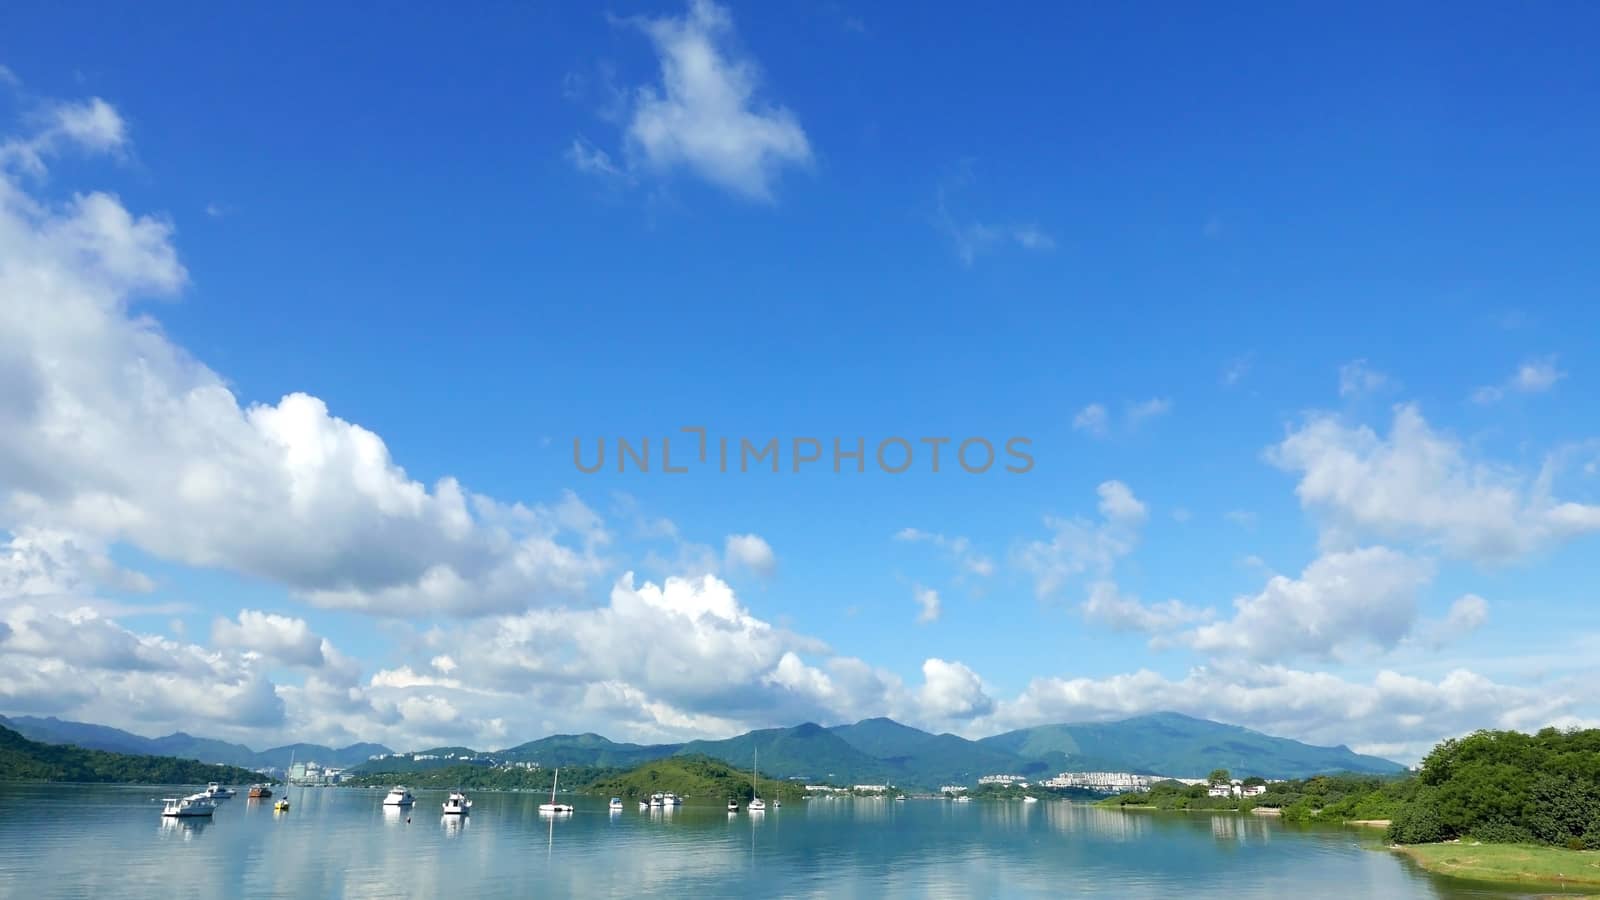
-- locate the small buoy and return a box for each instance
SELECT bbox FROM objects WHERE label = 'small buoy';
[405,817,411,824]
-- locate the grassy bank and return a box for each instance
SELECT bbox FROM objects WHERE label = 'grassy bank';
[1394,842,1600,889]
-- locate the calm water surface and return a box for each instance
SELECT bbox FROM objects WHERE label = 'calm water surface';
[0,784,1566,898]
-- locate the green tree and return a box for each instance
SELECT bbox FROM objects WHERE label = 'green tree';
[1207,768,1232,786]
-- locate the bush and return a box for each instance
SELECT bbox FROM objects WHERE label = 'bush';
[1471,822,1534,844]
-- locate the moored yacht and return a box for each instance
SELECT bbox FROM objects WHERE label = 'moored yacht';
[204,782,236,799]
[746,748,766,812]
[161,793,217,818]
[442,791,472,815]
[661,792,681,806]
[538,768,575,814]
[609,797,624,811]
[727,798,738,812]
[650,792,664,808]
[383,786,415,807]
[247,784,272,799]
[1023,795,1039,803]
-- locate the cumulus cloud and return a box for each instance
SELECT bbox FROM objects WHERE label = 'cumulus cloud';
[1184,547,1433,661]
[916,659,992,721]
[211,609,327,668]
[1269,405,1600,562]
[0,120,609,617]
[1016,481,1147,598]
[571,0,811,201]
[1415,593,1489,649]
[0,96,127,176]
[723,533,776,577]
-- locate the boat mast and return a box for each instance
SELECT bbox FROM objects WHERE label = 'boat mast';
[550,767,559,805]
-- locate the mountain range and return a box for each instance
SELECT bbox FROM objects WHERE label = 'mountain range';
[0,711,1403,787]
[0,715,389,770]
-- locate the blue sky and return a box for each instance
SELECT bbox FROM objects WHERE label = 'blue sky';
[1,1,1598,762]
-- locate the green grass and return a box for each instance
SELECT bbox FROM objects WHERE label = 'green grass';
[1395,842,1600,888]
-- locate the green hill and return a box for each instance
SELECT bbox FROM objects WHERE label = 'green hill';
[676,723,890,783]
[830,718,1040,787]
[500,733,678,768]
[587,755,807,802]
[343,763,621,791]
[0,723,264,784]
[0,715,391,770]
[978,712,1404,779]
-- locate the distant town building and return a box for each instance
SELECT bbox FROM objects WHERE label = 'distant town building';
[852,784,890,794]
[939,785,968,795]
[978,774,1029,786]
[1042,772,1154,793]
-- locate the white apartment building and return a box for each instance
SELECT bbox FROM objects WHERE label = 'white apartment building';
[1042,772,1154,793]
[978,774,1029,786]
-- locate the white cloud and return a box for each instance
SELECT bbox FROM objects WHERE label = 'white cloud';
[1072,403,1109,438]
[894,528,994,578]
[1473,356,1566,404]
[584,0,812,201]
[1183,547,1433,661]
[916,659,992,720]
[0,128,608,617]
[211,609,327,668]
[1415,593,1489,649]
[1126,397,1172,427]
[1,96,127,176]
[1082,581,1210,633]
[1268,404,1600,562]
[565,137,628,181]
[1338,359,1391,397]
[723,533,776,577]
[1016,481,1146,598]
[914,585,941,624]
[1221,355,1252,387]
[934,171,1055,265]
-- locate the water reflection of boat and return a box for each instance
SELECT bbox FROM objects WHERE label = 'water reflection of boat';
[442,814,467,836]
[158,816,209,838]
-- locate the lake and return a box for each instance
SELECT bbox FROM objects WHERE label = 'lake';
[0,784,1559,898]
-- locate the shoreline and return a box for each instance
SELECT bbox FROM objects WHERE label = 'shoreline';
[1391,842,1600,889]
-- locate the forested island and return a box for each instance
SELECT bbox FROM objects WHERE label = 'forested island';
[0,723,263,785]
[1101,727,1600,889]
[341,764,622,792]
[346,754,807,803]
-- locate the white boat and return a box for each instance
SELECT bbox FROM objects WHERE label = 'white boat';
[1023,795,1039,803]
[955,795,971,803]
[650,792,664,808]
[746,748,766,811]
[204,782,236,799]
[638,800,649,811]
[538,767,574,814]
[662,792,681,806]
[609,797,624,811]
[442,790,472,815]
[383,786,415,807]
[727,798,738,812]
[161,793,218,818]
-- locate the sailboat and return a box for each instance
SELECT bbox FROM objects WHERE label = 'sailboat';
[273,750,293,812]
[539,767,574,814]
[747,748,766,812]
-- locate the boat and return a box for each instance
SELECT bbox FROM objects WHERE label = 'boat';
[955,795,971,803]
[662,792,681,806]
[442,790,472,815]
[727,798,738,812]
[895,795,907,802]
[247,784,272,799]
[161,793,217,818]
[1023,795,1039,803]
[274,751,294,811]
[638,800,649,811]
[383,786,415,807]
[204,782,236,799]
[538,768,574,814]
[650,792,664,808]
[746,748,766,812]
[609,797,624,811]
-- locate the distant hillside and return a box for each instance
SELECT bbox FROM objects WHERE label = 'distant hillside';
[978,712,1404,779]
[676,723,891,783]
[3,711,1403,787]
[0,715,390,770]
[830,718,1042,786]
[587,755,807,802]
[500,733,678,768]
[0,723,263,784]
